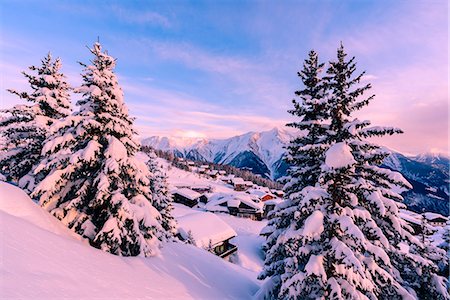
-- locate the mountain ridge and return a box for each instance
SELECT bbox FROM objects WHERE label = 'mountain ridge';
[143,128,449,215]
[142,127,295,179]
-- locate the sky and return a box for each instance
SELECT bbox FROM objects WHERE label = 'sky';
[0,0,448,155]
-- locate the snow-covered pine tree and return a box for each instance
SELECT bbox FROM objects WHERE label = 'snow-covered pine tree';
[258,50,330,297]
[284,49,329,196]
[32,42,163,257]
[146,150,176,240]
[258,44,449,299]
[323,43,448,299]
[0,53,71,190]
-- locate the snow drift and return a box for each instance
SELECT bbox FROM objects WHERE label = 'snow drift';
[0,182,259,299]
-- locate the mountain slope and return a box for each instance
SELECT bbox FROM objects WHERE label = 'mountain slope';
[143,127,295,179]
[144,128,449,215]
[382,152,449,215]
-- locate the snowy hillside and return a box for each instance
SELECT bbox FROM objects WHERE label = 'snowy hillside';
[0,181,260,299]
[143,127,296,179]
[145,130,449,215]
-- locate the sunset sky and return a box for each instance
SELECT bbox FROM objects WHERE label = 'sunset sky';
[1,0,448,154]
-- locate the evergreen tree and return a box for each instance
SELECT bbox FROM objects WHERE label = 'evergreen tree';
[32,43,163,257]
[324,44,448,299]
[146,150,177,241]
[258,44,449,299]
[258,50,330,298]
[284,50,329,193]
[0,53,71,189]
[260,50,329,254]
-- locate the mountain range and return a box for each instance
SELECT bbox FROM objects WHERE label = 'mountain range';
[142,128,449,215]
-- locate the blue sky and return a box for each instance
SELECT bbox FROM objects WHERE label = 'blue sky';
[0,0,448,154]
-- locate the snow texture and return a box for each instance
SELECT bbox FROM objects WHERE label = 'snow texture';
[325,142,356,169]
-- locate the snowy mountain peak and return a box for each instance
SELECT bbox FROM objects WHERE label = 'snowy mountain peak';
[142,127,297,179]
[415,152,449,163]
[142,136,208,151]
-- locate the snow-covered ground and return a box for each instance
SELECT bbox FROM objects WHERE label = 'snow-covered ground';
[172,202,266,274]
[1,156,447,299]
[164,157,267,273]
[219,214,267,273]
[0,158,269,299]
[0,181,261,299]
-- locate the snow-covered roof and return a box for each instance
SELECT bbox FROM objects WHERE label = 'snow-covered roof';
[232,178,245,184]
[226,199,240,208]
[243,181,253,186]
[237,196,262,210]
[205,193,263,213]
[177,212,237,248]
[173,188,202,200]
[247,189,274,198]
[263,198,283,206]
[191,184,211,190]
[424,212,448,222]
[221,174,235,181]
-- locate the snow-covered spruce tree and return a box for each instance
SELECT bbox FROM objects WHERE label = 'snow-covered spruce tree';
[258,44,449,299]
[0,53,71,189]
[324,44,448,299]
[284,50,330,197]
[258,50,330,297]
[32,43,163,257]
[146,150,176,240]
[268,50,329,236]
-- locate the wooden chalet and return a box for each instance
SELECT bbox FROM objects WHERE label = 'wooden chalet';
[220,174,235,183]
[206,193,263,221]
[172,188,206,207]
[206,170,219,178]
[247,188,276,202]
[423,213,448,227]
[231,178,247,191]
[177,212,238,259]
[243,181,254,189]
[191,184,212,194]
